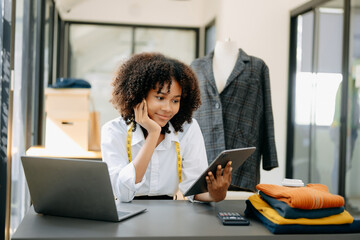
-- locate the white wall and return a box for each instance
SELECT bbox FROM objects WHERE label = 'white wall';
[214,0,309,184]
[56,0,311,185]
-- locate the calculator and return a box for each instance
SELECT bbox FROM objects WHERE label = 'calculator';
[217,212,250,226]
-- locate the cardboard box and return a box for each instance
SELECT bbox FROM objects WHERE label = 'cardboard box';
[45,118,89,152]
[45,88,90,120]
[44,88,90,151]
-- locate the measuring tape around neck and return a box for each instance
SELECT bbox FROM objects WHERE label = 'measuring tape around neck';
[126,123,182,183]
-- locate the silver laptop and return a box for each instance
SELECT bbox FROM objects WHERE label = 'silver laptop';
[21,156,146,222]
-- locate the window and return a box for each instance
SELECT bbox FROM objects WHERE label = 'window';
[68,23,198,128]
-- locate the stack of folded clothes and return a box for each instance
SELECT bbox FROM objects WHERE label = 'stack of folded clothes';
[245,183,360,234]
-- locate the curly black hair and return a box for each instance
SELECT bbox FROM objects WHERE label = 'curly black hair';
[111,52,201,133]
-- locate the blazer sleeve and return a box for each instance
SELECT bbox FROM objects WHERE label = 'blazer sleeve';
[261,63,278,170]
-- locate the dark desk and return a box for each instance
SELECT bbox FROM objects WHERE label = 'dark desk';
[12,200,360,240]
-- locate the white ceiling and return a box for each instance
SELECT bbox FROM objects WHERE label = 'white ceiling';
[54,0,211,27]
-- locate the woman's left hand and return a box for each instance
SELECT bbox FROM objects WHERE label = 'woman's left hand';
[205,161,232,202]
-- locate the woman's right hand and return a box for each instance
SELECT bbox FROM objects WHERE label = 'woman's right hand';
[134,99,161,134]
[132,99,161,184]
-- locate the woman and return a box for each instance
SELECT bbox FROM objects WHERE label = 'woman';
[101,52,232,202]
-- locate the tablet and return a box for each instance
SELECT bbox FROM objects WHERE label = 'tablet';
[184,147,256,196]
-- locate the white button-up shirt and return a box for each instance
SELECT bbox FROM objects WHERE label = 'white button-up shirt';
[101,117,208,202]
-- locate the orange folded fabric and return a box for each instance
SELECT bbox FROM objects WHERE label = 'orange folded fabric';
[256,184,344,210]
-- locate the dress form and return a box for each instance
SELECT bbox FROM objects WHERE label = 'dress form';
[212,39,239,93]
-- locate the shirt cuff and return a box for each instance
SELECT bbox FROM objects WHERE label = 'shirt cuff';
[118,162,146,202]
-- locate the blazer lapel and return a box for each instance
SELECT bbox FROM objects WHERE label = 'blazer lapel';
[200,49,250,94]
[223,49,250,89]
[201,52,218,93]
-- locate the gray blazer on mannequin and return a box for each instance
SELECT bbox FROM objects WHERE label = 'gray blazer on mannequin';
[191,49,278,192]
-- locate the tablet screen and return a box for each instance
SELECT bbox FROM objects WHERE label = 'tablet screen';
[184,147,256,196]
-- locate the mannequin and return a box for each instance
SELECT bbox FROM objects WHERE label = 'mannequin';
[191,43,278,192]
[212,38,239,93]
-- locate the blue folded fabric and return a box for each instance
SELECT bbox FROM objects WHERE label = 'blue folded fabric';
[245,200,360,234]
[50,78,91,88]
[259,191,345,219]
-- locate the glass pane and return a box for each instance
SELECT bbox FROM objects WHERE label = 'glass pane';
[205,23,216,55]
[10,0,34,236]
[313,1,343,193]
[134,28,196,65]
[43,0,53,87]
[292,0,344,192]
[292,11,314,183]
[69,24,132,127]
[346,0,360,217]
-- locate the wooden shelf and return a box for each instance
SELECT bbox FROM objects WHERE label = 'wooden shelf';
[26,146,101,160]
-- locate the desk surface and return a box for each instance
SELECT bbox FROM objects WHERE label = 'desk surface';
[12,200,360,240]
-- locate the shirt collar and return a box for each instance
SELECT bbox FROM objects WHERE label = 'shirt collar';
[130,124,144,146]
[160,123,180,150]
[129,122,180,148]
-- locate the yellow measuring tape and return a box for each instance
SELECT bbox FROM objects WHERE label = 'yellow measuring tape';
[126,124,182,183]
